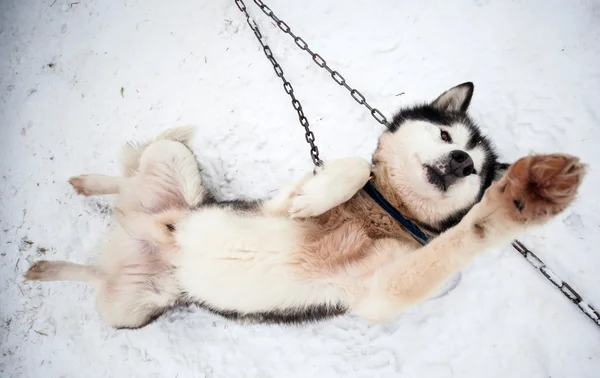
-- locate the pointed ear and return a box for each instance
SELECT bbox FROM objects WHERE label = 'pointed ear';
[431,82,474,113]
[492,162,511,181]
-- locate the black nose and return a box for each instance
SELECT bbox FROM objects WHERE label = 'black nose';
[449,150,474,177]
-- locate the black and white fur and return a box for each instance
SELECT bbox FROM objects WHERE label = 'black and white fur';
[24,83,584,329]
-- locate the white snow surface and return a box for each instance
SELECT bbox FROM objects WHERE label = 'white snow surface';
[1,0,599,377]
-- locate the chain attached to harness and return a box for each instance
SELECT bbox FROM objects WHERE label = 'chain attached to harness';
[235,0,322,168]
[233,0,600,329]
[249,0,392,129]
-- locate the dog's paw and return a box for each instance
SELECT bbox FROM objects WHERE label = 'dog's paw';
[69,175,93,196]
[289,158,371,218]
[288,183,331,218]
[484,153,585,225]
[24,260,54,281]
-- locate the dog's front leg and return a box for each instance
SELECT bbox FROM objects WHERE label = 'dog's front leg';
[353,153,585,323]
[262,157,371,218]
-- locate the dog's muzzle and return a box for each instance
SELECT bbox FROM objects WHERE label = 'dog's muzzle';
[425,150,475,191]
[448,150,474,177]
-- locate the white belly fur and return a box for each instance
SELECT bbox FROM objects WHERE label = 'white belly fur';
[173,207,345,313]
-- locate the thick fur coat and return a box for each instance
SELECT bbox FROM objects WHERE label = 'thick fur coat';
[25,83,586,328]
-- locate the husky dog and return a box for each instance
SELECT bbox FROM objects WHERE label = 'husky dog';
[24,83,586,328]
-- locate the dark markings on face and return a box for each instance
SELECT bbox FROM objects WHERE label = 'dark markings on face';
[387,103,503,232]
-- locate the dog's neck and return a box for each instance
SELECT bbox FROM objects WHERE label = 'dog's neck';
[315,165,433,245]
[363,169,430,244]
[370,164,414,217]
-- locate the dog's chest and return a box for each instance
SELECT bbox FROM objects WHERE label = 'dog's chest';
[314,192,421,246]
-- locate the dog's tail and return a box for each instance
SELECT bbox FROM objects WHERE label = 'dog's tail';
[24,260,101,284]
[121,125,196,177]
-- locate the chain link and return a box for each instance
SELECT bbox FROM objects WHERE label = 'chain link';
[250,0,392,128]
[235,0,600,329]
[512,241,600,327]
[234,0,322,168]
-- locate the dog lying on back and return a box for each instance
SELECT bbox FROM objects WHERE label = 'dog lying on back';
[25,83,586,328]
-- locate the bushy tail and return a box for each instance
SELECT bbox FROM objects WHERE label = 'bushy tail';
[121,125,196,177]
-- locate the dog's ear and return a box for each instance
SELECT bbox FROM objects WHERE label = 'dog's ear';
[431,82,474,113]
[493,162,511,181]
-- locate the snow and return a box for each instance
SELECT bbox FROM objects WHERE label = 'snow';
[1,0,599,376]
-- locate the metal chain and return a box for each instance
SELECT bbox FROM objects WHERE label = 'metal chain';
[249,0,392,129]
[234,0,322,168]
[512,241,600,327]
[235,0,600,329]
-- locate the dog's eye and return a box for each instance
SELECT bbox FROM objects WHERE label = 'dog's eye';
[440,130,452,143]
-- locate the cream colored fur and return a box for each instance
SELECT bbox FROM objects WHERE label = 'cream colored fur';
[24,88,585,328]
[27,133,205,328]
[170,153,582,323]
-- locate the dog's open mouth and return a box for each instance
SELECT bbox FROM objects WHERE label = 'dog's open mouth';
[425,165,447,191]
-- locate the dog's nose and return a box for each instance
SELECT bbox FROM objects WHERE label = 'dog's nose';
[449,150,474,177]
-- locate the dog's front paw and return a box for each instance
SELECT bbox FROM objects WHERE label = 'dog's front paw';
[289,158,371,218]
[484,153,585,226]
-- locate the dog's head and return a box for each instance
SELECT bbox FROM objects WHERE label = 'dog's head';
[374,82,509,231]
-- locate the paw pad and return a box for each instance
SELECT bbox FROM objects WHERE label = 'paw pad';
[502,154,585,222]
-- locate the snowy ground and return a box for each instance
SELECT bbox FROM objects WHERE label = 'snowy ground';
[1,0,599,377]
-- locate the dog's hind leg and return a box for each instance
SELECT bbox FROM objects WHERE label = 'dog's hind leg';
[25,260,100,284]
[92,140,203,328]
[121,125,196,177]
[24,259,179,329]
[92,240,183,329]
[69,125,198,198]
[69,174,126,196]
[136,139,206,212]
[95,273,181,329]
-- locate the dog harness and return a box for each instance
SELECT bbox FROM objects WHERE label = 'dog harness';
[362,179,430,246]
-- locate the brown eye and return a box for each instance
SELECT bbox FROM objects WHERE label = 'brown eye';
[440,130,452,142]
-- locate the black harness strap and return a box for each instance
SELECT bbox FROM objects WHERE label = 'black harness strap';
[362,180,429,246]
